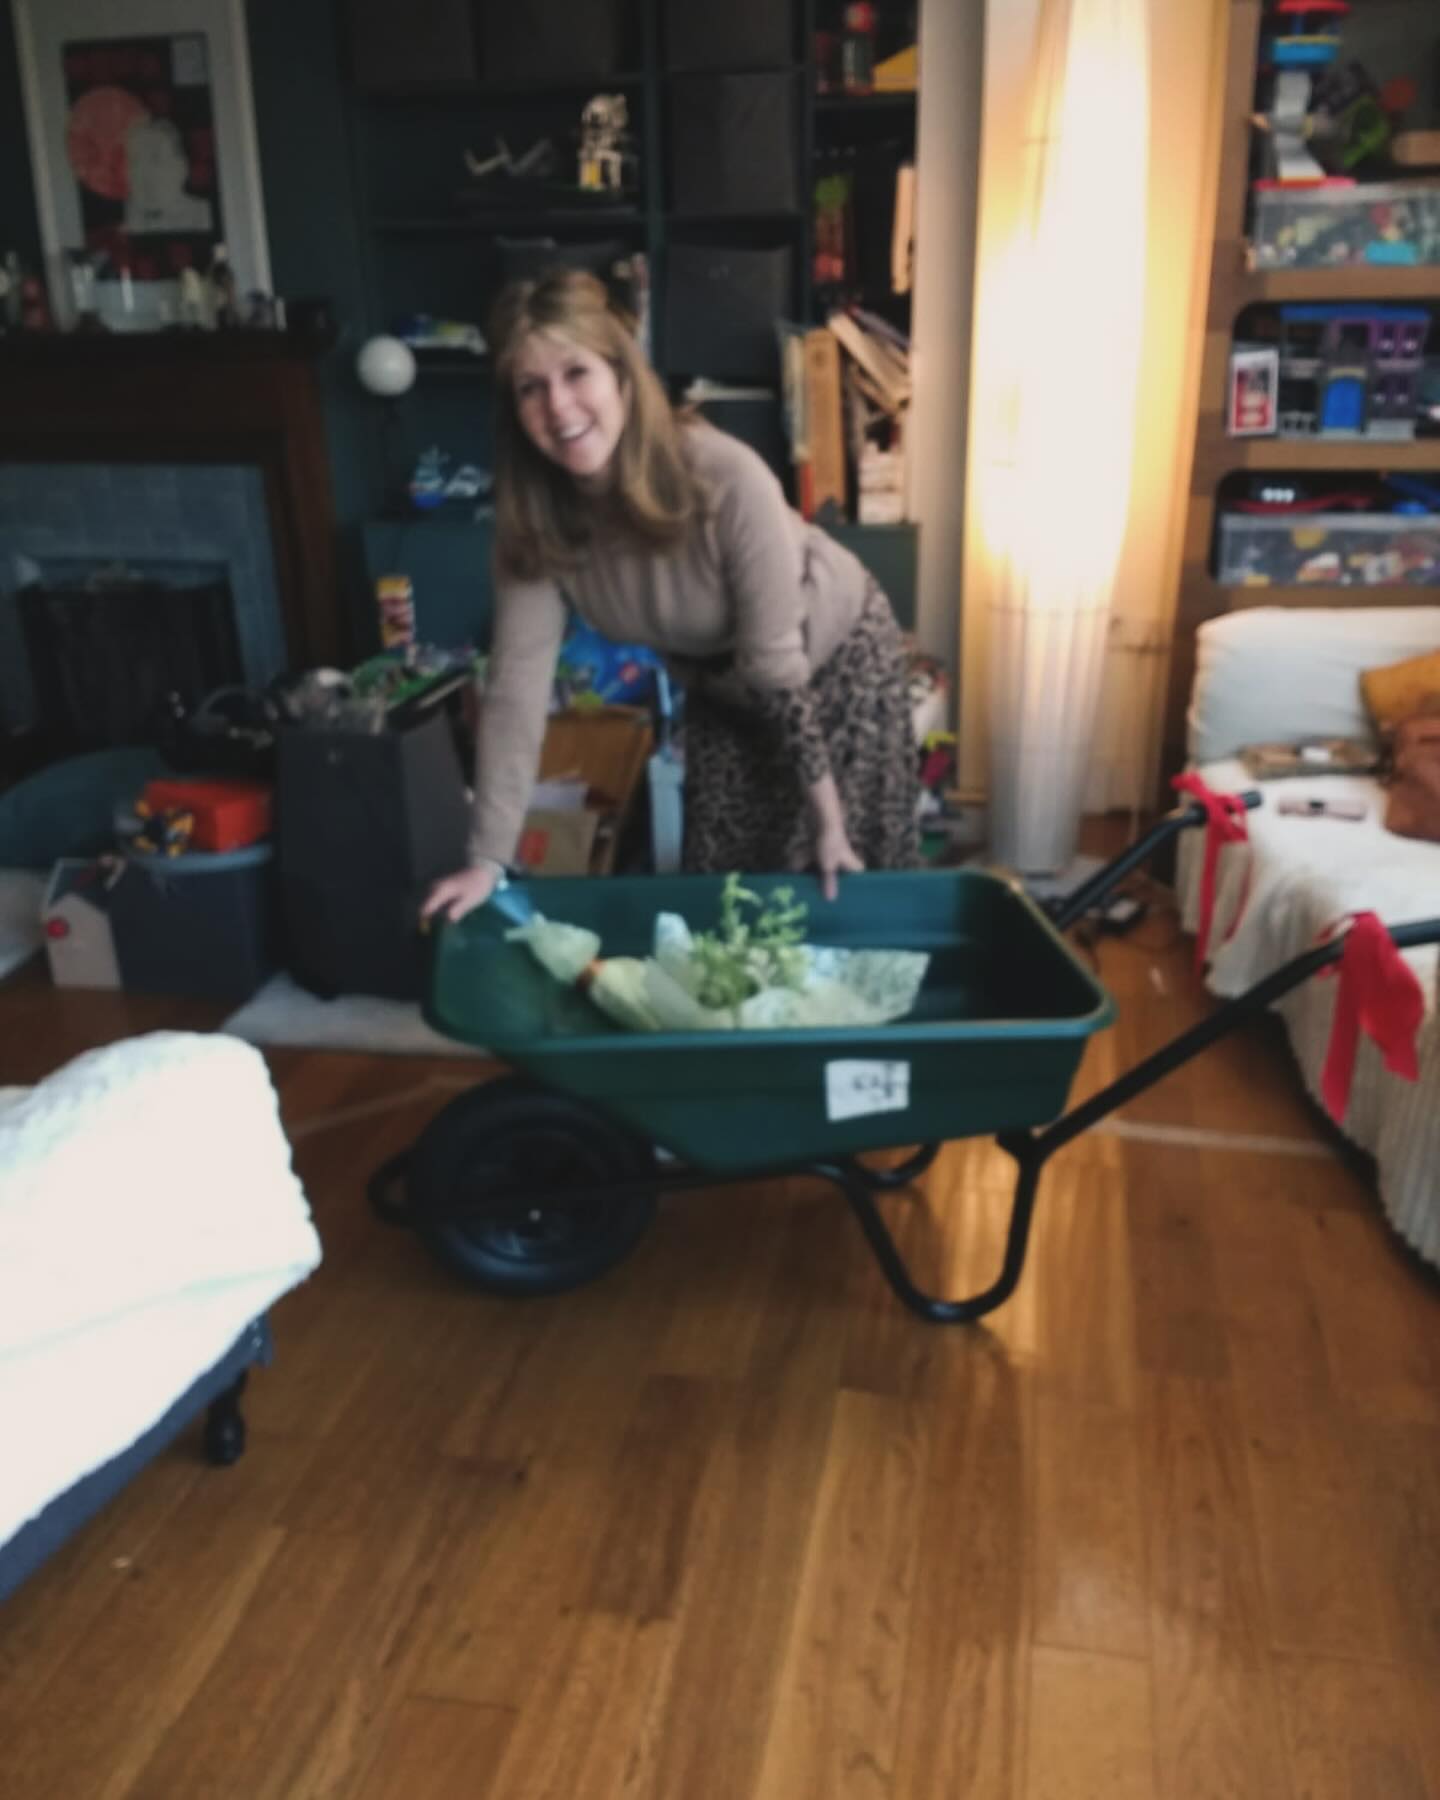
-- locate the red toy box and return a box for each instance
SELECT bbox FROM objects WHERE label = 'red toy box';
[139,778,273,852]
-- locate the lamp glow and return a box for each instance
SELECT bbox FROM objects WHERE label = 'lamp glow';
[982,0,1150,876]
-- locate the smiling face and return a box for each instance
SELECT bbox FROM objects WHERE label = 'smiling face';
[511,329,628,489]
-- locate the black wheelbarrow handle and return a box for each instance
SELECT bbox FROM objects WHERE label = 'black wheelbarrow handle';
[877,909,1440,1325]
[1047,789,1263,933]
[1038,911,1440,1164]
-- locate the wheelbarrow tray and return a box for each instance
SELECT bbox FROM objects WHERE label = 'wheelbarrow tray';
[426,868,1115,1173]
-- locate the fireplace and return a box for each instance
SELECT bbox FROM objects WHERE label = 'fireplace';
[0,332,340,766]
[20,563,241,758]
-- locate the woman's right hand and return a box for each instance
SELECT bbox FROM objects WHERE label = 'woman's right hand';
[421,863,501,926]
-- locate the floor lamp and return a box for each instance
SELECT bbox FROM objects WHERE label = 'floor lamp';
[983,0,1150,880]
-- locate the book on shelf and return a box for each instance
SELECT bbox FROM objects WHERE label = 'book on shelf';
[803,328,847,518]
[777,321,847,519]
[826,309,911,411]
[892,162,915,295]
[829,307,911,524]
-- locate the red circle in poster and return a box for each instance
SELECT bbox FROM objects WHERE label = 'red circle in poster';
[66,85,150,200]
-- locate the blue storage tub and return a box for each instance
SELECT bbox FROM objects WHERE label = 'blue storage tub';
[109,841,276,1002]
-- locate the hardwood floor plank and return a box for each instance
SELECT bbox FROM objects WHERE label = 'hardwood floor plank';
[627,1198,851,1800]
[582,1373,726,1623]
[223,1455,502,1800]
[1031,1397,1149,1661]
[0,1452,201,1711]
[1024,1646,1155,1800]
[480,1613,677,1800]
[414,1210,703,1711]
[1202,1179,1396,1661]
[651,1185,790,1382]
[890,1340,1032,1800]
[837,1179,949,1401]
[1300,1208,1440,1430]
[275,1289,500,1538]
[1244,1408,1394,1664]
[1029,1149,1139,1413]
[1344,1415,1440,1672]
[752,1390,930,1800]
[122,1527,369,1799]
[0,962,226,1084]
[1273,1654,1434,1800]
[1125,1152,1233,1382]
[1407,1662,1440,1800]
[348,1697,516,1800]
[412,1454,610,1713]
[1201,1172,1334,1438]
[1144,1375,1293,1800]
[0,1447,299,1800]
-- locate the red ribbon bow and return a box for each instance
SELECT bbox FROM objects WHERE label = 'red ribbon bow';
[1318,912,1425,1125]
[1172,773,1251,972]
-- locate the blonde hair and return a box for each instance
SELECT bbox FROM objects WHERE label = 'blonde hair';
[489,269,702,580]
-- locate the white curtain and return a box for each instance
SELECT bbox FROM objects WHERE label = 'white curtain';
[983,0,1150,874]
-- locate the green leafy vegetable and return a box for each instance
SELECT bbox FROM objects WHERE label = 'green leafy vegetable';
[689,875,809,1010]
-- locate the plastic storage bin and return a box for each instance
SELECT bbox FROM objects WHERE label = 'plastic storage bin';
[664,243,794,378]
[663,0,793,72]
[480,0,623,82]
[1250,180,1440,270]
[1217,511,1440,588]
[107,842,277,1002]
[668,74,799,216]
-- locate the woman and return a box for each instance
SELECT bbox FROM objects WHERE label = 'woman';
[423,268,918,925]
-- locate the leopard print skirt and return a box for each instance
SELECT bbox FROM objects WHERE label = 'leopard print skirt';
[682,579,921,875]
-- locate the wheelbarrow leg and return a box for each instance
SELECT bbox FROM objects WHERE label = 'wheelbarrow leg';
[815,1136,1044,1325]
[851,1143,942,1193]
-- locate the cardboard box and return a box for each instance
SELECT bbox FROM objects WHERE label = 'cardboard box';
[516,809,601,876]
[517,706,653,876]
[42,859,121,989]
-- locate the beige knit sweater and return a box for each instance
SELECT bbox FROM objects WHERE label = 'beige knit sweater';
[468,421,870,866]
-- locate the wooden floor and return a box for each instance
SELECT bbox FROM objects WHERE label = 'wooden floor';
[1,911,1438,1800]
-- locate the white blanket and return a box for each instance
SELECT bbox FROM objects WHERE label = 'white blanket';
[0,1031,322,1549]
[1178,764,1440,1268]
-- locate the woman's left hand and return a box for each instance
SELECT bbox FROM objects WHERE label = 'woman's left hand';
[815,824,864,901]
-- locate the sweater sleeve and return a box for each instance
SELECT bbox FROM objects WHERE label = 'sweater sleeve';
[467,573,568,867]
[711,439,830,786]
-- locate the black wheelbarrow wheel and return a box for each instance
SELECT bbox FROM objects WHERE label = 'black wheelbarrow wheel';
[408,1077,657,1296]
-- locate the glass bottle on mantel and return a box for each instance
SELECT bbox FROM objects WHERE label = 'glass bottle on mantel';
[841,1,877,95]
[208,243,239,329]
[0,252,20,332]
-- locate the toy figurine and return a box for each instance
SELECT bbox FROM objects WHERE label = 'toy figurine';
[130,801,196,858]
[179,266,209,329]
[578,94,631,194]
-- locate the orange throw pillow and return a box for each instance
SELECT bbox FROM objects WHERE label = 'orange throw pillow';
[1384,713,1440,842]
[1361,648,1440,734]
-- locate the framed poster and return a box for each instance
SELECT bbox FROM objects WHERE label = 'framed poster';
[12,0,271,327]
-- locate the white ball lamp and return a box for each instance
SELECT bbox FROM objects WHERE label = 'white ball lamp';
[355,334,417,398]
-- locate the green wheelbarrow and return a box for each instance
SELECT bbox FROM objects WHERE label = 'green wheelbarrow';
[370,796,1440,1324]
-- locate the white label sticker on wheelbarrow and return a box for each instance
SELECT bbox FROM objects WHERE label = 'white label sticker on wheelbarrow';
[825,1060,911,1121]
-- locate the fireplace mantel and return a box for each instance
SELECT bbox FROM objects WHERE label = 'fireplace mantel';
[0,332,341,669]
